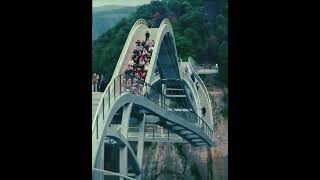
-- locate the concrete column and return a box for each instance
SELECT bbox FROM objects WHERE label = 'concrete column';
[94,141,104,180]
[161,83,167,106]
[99,142,104,180]
[162,83,166,95]
[136,114,146,180]
[119,103,133,180]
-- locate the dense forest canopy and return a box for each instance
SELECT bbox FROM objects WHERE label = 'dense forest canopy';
[92,0,228,85]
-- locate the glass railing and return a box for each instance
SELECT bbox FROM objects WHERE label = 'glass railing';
[188,56,218,73]
[128,126,186,142]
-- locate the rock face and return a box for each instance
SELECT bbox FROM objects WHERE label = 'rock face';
[142,143,211,180]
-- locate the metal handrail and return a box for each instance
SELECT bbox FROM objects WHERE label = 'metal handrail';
[188,57,214,129]
[126,73,214,138]
[188,56,218,72]
[92,73,213,139]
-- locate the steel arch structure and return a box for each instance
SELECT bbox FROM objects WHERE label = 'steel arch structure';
[92,18,215,180]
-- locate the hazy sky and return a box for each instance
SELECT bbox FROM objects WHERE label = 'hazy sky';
[93,0,151,7]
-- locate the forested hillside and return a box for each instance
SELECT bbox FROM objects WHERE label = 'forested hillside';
[92,0,228,85]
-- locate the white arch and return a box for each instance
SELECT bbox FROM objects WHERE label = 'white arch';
[188,57,214,129]
[112,19,149,79]
[144,18,179,84]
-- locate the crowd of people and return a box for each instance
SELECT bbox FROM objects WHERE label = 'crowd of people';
[92,73,106,92]
[92,32,154,94]
[124,31,154,94]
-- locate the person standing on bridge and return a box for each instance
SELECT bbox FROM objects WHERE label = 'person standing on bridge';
[195,81,199,90]
[98,74,105,92]
[201,107,206,117]
[95,74,99,92]
[145,31,150,42]
[92,73,98,92]
[191,73,195,82]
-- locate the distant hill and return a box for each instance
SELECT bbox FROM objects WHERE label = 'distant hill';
[92,5,138,40]
[93,5,128,13]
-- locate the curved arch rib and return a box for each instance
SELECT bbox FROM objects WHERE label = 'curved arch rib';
[144,18,179,84]
[188,57,214,129]
[105,128,141,175]
[111,19,149,79]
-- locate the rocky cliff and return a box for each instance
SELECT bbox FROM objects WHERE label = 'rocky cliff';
[141,74,228,180]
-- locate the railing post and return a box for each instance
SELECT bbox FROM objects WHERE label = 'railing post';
[108,88,110,108]
[145,84,148,98]
[113,78,116,99]
[120,75,122,95]
[96,116,99,139]
[130,76,133,93]
[161,95,164,107]
[205,125,208,135]
[102,98,104,120]
[153,126,155,140]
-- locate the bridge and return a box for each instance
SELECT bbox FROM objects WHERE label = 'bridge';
[92,18,216,180]
[188,56,219,74]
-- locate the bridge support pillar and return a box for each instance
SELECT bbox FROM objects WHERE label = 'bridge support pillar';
[119,103,133,180]
[98,142,104,180]
[162,83,166,95]
[161,83,167,106]
[136,114,146,180]
[93,141,104,180]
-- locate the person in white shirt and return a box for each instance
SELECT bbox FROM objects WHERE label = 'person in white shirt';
[128,59,134,66]
[149,46,154,53]
[144,62,149,71]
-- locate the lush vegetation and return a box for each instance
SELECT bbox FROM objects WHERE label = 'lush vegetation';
[92,0,228,85]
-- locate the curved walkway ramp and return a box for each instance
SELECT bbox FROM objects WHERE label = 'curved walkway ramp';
[92,19,215,178]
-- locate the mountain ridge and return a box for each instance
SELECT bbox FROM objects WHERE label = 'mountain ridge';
[92,5,138,40]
